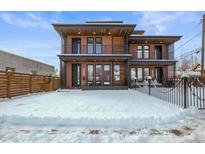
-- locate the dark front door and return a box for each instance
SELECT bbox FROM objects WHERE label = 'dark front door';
[155,67,163,83]
[155,46,162,59]
[72,38,81,54]
[72,64,81,87]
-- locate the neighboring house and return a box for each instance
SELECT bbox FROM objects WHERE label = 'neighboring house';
[176,63,204,77]
[0,50,55,76]
[53,21,181,89]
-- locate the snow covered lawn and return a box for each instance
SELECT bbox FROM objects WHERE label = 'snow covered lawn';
[0,90,205,142]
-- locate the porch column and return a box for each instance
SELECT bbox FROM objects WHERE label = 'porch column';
[174,63,176,80]
[125,60,130,87]
[60,60,66,89]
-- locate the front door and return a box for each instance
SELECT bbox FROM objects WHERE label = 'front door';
[155,67,163,83]
[72,64,81,87]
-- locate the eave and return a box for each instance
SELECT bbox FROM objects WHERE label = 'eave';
[130,59,177,65]
[58,54,132,61]
[129,35,182,44]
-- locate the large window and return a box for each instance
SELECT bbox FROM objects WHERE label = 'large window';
[95,37,102,54]
[137,68,143,82]
[137,45,143,59]
[103,65,111,85]
[114,64,120,81]
[131,68,136,80]
[95,64,102,85]
[144,68,150,77]
[87,64,94,86]
[87,38,94,54]
[144,45,149,59]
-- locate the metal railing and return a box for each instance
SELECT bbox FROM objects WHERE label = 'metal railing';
[65,45,125,54]
[130,76,205,109]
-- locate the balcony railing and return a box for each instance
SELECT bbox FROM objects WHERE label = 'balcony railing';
[64,45,125,54]
[135,51,169,60]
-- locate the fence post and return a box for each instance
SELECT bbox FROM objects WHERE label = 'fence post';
[29,75,32,93]
[182,75,189,109]
[148,78,151,96]
[6,72,11,98]
[52,77,55,90]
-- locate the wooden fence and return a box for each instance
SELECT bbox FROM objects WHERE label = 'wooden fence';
[0,71,60,98]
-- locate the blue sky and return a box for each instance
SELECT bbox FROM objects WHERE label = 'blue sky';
[0,11,204,69]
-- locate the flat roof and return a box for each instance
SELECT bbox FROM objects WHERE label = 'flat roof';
[0,50,54,68]
[129,35,182,40]
[52,23,136,28]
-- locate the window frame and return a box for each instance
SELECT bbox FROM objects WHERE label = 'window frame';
[113,64,120,82]
[103,64,111,85]
[143,45,150,59]
[87,37,94,54]
[95,64,102,86]
[87,64,94,86]
[95,37,102,54]
[137,45,143,59]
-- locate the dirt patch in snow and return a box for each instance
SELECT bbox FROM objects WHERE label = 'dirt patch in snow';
[170,129,184,137]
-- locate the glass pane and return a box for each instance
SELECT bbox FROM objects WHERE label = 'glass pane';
[144,46,149,58]
[96,37,102,43]
[96,65,102,85]
[137,50,142,58]
[137,45,142,49]
[104,65,110,85]
[87,38,94,54]
[144,68,150,77]
[114,65,120,81]
[144,45,149,50]
[96,44,102,54]
[131,68,136,80]
[137,68,143,81]
[88,44,94,54]
[144,50,149,58]
[87,65,94,86]
[88,38,94,43]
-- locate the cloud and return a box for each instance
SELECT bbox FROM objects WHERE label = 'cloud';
[136,12,199,35]
[0,12,51,29]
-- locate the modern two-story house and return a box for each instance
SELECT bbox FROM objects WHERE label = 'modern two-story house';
[53,21,181,89]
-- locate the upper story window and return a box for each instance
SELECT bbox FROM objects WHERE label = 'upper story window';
[137,45,149,59]
[95,37,102,54]
[87,37,94,54]
[143,45,149,59]
[137,45,143,59]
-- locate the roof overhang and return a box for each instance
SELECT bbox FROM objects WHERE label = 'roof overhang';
[58,54,132,61]
[53,23,136,37]
[130,59,177,65]
[129,35,182,44]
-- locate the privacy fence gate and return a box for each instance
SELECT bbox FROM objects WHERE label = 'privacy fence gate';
[130,76,205,109]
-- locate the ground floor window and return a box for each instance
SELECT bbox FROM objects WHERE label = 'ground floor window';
[114,64,120,81]
[95,64,102,86]
[131,67,150,82]
[87,64,94,86]
[86,64,112,86]
[103,64,111,85]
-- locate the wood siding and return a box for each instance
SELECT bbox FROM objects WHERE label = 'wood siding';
[0,71,60,98]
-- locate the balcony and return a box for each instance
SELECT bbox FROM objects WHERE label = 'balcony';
[65,45,125,54]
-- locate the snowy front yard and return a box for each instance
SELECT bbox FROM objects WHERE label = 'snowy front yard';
[0,90,205,142]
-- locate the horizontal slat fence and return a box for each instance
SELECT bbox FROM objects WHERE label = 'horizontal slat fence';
[0,71,60,98]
